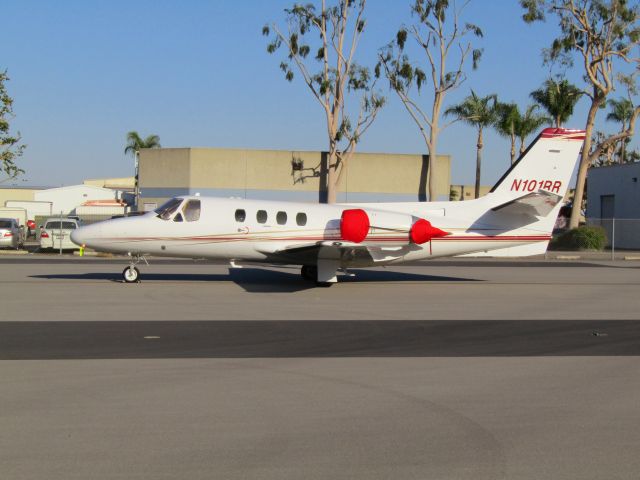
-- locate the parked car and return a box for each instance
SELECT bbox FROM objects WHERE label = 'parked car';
[0,218,25,249]
[39,218,81,250]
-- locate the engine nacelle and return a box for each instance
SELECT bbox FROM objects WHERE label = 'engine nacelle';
[409,218,449,244]
[341,208,448,244]
[340,209,370,243]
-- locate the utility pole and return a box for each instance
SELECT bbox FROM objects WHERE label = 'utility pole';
[134,151,140,212]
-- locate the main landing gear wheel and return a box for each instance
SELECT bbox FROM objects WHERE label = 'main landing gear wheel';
[301,265,317,282]
[122,266,140,283]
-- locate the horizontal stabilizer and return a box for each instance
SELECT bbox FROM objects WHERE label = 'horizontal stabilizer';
[491,190,563,218]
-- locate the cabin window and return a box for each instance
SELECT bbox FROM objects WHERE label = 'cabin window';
[155,197,183,220]
[276,211,287,225]
[183,200,201,222]
[256,210,268,224]
[235,209,246,222]
[173,213,183,222]
[296,212,307,226]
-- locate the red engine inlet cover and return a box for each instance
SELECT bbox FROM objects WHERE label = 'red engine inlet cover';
[410,219,449,244]
[341,209,370,243]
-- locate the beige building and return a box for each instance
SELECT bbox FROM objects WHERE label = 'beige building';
[449,184,492,201]
[0,186,45,207]
[138,147,451,210]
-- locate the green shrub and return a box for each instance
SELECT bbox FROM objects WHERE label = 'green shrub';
[550,226,608,251]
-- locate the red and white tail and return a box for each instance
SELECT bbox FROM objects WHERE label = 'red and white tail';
[487,128,585,207]
[460,128,585,257]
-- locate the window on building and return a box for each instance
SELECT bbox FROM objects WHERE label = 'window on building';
[183,200,201,222]
[296,212,307,226]
[276,211,287,225]
[257,210,268,224]
[235,209,246,222]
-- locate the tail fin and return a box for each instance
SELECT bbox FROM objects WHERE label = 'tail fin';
[488,128,585,206]
[461,128,585,258]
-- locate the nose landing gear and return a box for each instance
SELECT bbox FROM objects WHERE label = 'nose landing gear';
[122,253,148,283]
[122,265,140,283]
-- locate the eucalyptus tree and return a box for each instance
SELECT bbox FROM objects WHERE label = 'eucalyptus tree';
[377,0,483,201]
[263,0,385,204]
[516,104,551,154]
[0,70,25,181]
[445,91,498,199]
[125,131,161,209]
[606,97,635,163]
[529,77,582,128]
[521,0,640,228]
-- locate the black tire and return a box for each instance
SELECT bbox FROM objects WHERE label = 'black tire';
[301,265,317,282]
[122,266,140,283]
[315,281,334,288]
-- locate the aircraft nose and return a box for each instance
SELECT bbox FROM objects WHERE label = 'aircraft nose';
[70,226,86,247]
[71,223,102,247]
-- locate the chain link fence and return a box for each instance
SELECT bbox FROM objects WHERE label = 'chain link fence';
[586,218,640,253]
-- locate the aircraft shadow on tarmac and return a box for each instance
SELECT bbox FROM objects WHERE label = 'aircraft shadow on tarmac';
[1,320,639,359]
[29,268,481,293]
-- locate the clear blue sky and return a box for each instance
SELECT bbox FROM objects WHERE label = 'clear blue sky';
[3,0,637,188]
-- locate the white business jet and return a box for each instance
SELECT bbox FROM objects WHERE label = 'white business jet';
[71,128,584,286]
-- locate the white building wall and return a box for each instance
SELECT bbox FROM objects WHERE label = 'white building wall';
[34,185,121,215]
[587,163,640,249]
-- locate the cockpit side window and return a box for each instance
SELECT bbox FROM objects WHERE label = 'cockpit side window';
[174,213,183,222]
[155,198,183,220]
[183,200,201,222]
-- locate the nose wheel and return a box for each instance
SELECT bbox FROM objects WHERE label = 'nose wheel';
[123,253,147,283]
[122,266,140,283]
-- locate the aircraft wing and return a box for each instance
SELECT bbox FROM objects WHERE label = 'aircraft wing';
[491,190,563,218]
[259,241,413,265]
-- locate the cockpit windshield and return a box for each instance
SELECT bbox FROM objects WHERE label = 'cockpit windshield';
[155,197,183,220]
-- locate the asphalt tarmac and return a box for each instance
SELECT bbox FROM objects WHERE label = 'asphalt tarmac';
[1,258,639,479]
[1,257,639,320]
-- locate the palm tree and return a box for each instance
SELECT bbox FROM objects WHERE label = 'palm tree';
[530,78,582,128]
[515,105,551,155]
[445,91,498,199]
[124,131,161,157]
[125,131,161,210]
[494,102,521,165]
[606,98,634,164]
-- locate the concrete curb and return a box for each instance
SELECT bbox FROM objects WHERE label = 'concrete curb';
[72,250,115,258]
[0,249,30,255]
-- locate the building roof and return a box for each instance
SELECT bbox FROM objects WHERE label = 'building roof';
[0,185,51,190]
